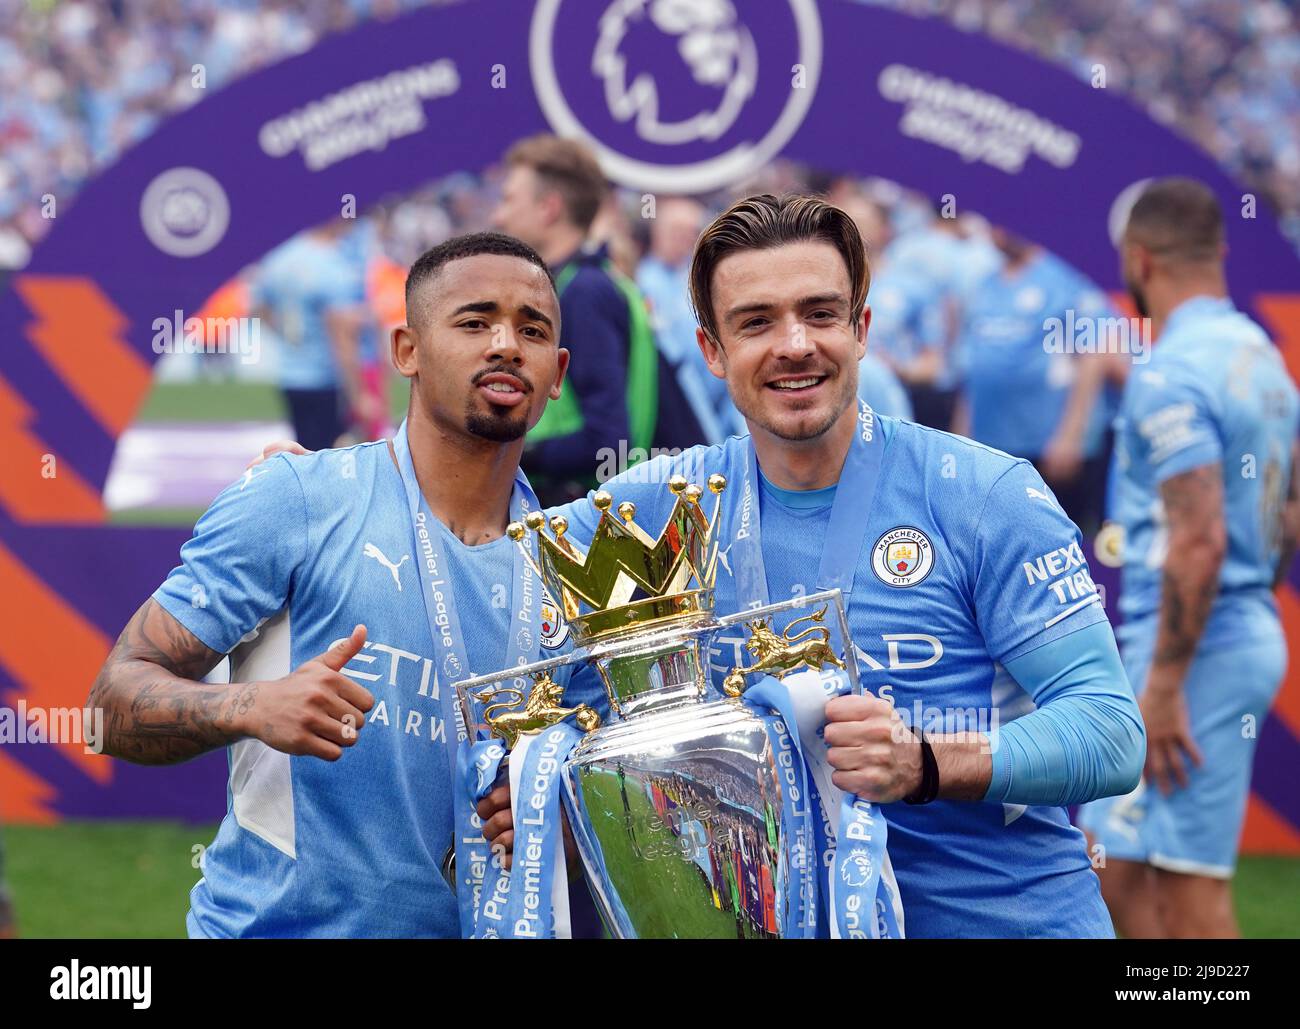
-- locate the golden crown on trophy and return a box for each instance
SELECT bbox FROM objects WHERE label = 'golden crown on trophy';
[506,473,727,644]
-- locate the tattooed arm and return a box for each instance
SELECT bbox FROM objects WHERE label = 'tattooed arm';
[1273,440,1300,589]
[88,599,375,765]
[87,599,232,764]
[1142,463,1227,793]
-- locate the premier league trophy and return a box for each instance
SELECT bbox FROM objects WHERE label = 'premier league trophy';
[455,475,891,940]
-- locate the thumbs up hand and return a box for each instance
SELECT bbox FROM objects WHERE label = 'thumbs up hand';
[236,624,376,760]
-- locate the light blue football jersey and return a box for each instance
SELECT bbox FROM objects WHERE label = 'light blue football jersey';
[885,225,968,288]
[253,235,361,390]
[1111,294,1300,650]
[867,268,943,370]
[960,251,1112,459]
[883,225,1000,391]
[639,255,745,442]
[154,443,585,937]
[552,416,1116,937]
[858,352,913,420]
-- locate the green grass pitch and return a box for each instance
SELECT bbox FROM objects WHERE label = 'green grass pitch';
[6,819,1294,938]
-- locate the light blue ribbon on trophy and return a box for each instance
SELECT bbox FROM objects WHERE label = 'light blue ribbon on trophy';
[501,723,581,938]
[465,725,579,939]
[784,668,902,939]
[743,676,820,937]
[462,740,511,938]
[456,737,508,930]
[391,419,542,937]
[745,670,900,938]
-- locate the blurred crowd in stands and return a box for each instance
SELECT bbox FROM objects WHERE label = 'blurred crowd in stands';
[1,0,1296,268]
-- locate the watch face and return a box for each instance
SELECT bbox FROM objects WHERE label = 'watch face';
[441,842,456,890]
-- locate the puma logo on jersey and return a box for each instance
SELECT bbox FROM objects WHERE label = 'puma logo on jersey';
[240,467,268,490]
[1025,487,1056,505]
[364,542,410,590]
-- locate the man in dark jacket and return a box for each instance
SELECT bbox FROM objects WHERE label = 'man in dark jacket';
[493,134,701,503]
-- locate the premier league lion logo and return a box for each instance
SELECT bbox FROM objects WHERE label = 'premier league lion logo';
[531,0,820,192]
[840,848,873,888]
[592,0,757,145]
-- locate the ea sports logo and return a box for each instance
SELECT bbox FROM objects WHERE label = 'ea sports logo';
[871,526,934,588]
[139,167,230,258]
[530,0,822,193]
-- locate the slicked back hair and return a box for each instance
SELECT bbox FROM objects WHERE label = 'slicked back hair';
[1126,177,1224,264]
[689,193,871,344]
[404,231,554,327]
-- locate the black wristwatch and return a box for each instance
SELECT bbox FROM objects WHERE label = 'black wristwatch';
[903,727,940,805]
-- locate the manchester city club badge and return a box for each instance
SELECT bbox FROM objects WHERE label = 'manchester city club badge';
[871,526,935,587]
[539,586,569,649]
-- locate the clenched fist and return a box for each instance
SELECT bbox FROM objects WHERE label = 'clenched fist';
[823,694,923,803]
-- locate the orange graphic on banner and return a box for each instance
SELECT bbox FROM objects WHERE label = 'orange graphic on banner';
[0,374,104,524]
[1241,794,1300,855]
[13,274,151,436]
[1271,585,1300,744]
[0,750,59,824]
[0,541,113,787]
[1257,293,1300,386]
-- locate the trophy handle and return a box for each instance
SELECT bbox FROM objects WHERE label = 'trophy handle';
[722,603,847,697]
[478,671,601,750]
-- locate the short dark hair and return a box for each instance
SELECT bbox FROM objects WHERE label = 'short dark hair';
[689,193,870,343]
[1126,177,1224,263]
[404,231,554,324]
[505,134,608,233]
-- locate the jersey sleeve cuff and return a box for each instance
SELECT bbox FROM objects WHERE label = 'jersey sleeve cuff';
[985,738,1012,802]
[152,587,236,657]
[994,594,1109,666]
[1152,444,1222,483]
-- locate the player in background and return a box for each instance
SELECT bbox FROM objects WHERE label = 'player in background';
[337,217,396,444]
[86,232,584,937]
[639,196,746,443]
[1079,178,1300,938]
[955,229,1117,535]
[485,194,1146,937]
[252,221,372,452]
[834,194,915,421]
[492,135,699,504]
[879,199,984,431]
[838,194,943,424]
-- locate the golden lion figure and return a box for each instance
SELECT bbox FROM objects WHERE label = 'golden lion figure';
[723,603,846,697]
[477,672,601,750]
